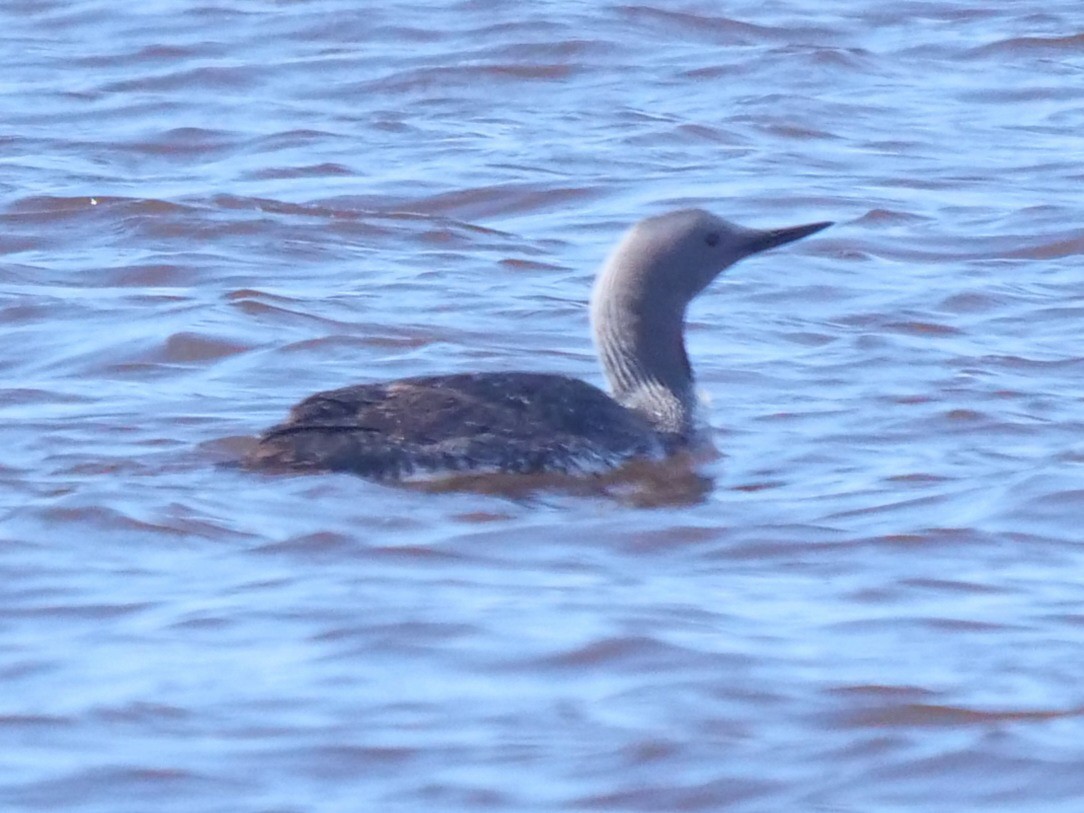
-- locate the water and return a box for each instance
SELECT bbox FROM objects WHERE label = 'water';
[3,1,1084,810]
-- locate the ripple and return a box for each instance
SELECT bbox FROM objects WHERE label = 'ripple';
[839,702,1084,728]
[969,32,1084,57]
[531,636,701,670]
[620,5,804,42]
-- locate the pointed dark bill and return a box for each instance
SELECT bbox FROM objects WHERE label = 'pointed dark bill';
[741,221,833,255]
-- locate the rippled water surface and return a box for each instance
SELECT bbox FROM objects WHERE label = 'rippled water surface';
[3,1,1084,810]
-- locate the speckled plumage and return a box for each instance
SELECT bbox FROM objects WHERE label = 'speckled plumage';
[251,372,669,480]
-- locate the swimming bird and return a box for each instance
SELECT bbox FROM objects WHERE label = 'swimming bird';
[248,209,831,480]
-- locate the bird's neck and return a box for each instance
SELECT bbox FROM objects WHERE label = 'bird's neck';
[591,276,696,438]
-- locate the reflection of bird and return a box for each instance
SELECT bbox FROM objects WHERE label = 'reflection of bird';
[248,209,831,480]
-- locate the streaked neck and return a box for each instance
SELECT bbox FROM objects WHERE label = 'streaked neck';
[591,271,696,438]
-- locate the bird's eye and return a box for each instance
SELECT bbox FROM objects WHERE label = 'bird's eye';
[705,232,720,247]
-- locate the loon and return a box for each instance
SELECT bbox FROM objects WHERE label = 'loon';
[248,208,831,480]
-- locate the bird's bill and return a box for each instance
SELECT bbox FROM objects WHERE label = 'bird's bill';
[742,221,833,255]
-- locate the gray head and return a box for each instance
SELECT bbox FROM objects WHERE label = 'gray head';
[591,208,832,436]
[594,208,832,312]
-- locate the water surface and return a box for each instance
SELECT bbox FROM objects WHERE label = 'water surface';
[3,1,1084,811]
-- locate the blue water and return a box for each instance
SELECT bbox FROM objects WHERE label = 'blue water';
[3,2,1084,810]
